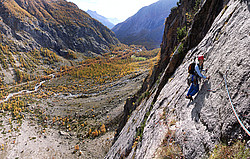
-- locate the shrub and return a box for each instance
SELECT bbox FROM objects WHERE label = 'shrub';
[177,26,187,42]
[177,43,184,54]
[194,0,201,13]
[100,124,106,133]
[209,140,250,159]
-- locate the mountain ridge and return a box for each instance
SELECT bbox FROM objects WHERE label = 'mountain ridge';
[0,0,119,56]
[87,10,115,29]
[112,0,178,49]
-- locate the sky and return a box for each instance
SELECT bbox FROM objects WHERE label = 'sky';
[67,0,159,24]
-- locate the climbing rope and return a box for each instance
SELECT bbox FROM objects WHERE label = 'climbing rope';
[223,74,250,136]
[207,78,224,92]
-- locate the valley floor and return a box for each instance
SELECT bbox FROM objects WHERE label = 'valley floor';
[0,69,148,158]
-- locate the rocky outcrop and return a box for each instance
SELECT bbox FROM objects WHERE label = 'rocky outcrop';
[112,0,178,49]
[0,0,119,56]
[106,0,250,158]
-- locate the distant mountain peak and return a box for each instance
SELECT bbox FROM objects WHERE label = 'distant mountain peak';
[112,0,178,49]
[87,10,115,29]
[87,10,97,14]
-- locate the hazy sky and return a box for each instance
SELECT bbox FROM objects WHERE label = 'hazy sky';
[67,0,159,23]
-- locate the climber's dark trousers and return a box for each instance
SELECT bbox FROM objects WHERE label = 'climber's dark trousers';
[187,83,199,96]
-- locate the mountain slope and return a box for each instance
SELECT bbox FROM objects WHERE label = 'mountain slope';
[112,0,178,49]
[106,0,250,158]
[0,0,119,56]
[87,10,115,29]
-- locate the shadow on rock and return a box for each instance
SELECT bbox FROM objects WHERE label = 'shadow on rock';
[242,0,250,12]
[191,80,211,122]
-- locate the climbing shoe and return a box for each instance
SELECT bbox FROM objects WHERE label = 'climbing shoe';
[186,95,193,101]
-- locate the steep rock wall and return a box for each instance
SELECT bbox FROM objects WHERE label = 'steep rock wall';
[106,0,249,158]
[113,0,224,144]
[113,0,198,141]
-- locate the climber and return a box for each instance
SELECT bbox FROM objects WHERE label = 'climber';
[186,55,210,101]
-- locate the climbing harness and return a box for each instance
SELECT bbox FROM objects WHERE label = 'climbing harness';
[223,74,250,136]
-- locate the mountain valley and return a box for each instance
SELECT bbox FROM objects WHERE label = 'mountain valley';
[0,42,159,158]
[0,0,249,158]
